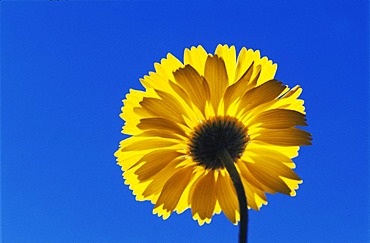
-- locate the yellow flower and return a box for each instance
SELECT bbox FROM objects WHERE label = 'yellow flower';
[115,44,311,226]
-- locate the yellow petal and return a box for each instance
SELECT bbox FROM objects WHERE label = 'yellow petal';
[251,109,307,129]
[136,130,184,140]
[173,163,204,214]
[137,117,188,138]
[223,62,256,114]
[120,137,179,151]
[154,166,194,216]
[237,79,286,116]
[184,45,208,76]
[168,80,193,109]
[215,171,239,224]
[244,143,296,168]
[154,53,184,83]
[239,177,259,210]
[140,71,168,91]
[256,57,277,86]
[271,85,305,114]
[190,171,217,225]
[235,48,276,88]
[120,89,150,135]
[253,127,312,146]
[157,89,202,129]
[247,140,301,160]
[142,157,191,201]
[248,154,301,181]
[215,44,236,84]
[140,53,183,95]
[115,149,145,170]
[138,96,186,125]
[204,55,229,114]
[234,48,258,83]
[132,150,184,181]
[236,160,275,194]
[280,177,303,196]
[253,190,268,208]
[244,153,301,195]
[173,65,210,116]
[246,163,292,195]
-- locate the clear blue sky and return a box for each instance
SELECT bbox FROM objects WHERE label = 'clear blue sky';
[1,1,369,242]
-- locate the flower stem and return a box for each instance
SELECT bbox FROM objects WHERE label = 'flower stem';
[217,148,248,243]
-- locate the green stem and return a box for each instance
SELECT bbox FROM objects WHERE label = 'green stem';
[217,148,248,243]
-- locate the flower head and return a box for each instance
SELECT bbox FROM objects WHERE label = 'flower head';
[115,45,311,225]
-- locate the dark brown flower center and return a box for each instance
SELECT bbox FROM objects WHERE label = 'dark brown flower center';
[189,116,249,170]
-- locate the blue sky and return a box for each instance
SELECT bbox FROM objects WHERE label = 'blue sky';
[1,1,369,242]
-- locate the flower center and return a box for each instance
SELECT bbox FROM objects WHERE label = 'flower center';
[189,116,249,170]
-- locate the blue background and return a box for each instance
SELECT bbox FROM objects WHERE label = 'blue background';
[2,1,369,242]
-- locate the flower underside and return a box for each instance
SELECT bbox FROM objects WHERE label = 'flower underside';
[190,116,249,170]
[115,44,312,226]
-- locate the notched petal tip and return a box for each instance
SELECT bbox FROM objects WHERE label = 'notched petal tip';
[193,213,212,226]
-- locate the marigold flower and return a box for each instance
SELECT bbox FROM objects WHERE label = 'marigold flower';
[115,45,311,226]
